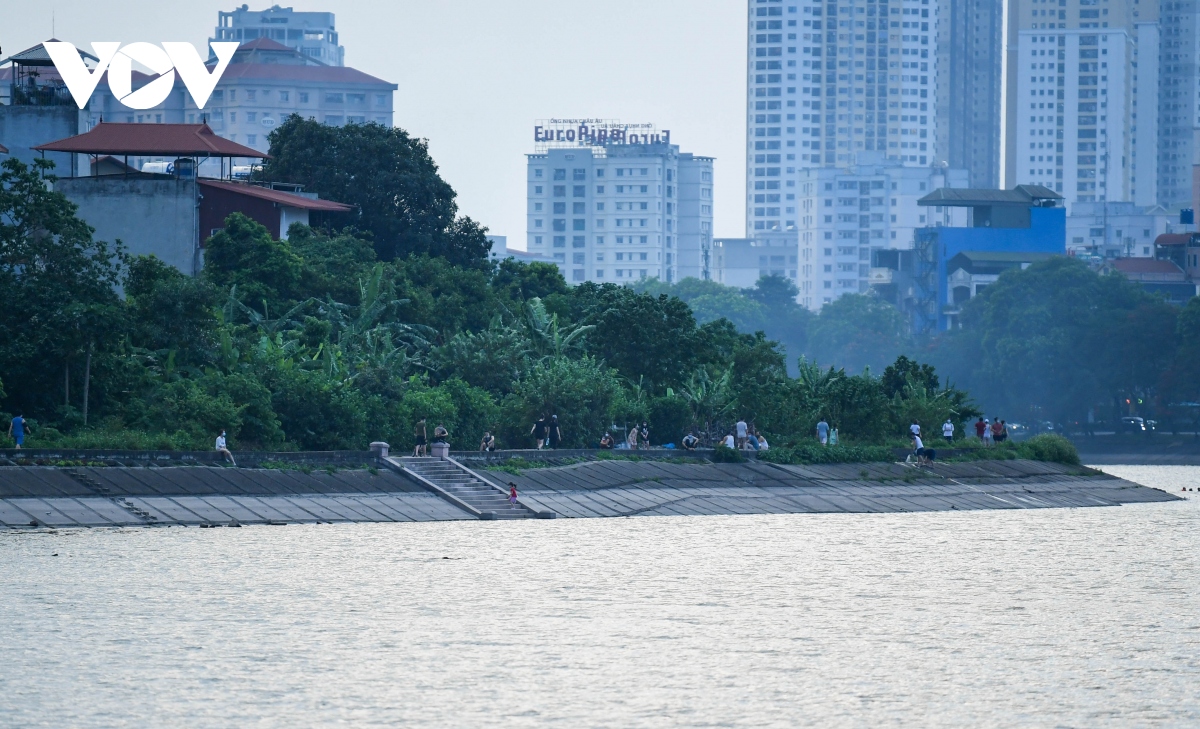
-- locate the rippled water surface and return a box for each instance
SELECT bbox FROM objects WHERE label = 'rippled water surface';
[2,465,1198,727]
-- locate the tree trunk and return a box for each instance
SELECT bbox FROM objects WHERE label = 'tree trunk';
[83,342,93,427]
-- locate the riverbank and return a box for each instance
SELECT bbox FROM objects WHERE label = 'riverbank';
[0,454,1177,527]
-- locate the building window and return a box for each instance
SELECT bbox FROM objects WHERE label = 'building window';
[347,93,366,105]
[299,92,309,103]
[375,94,388,106]
[325,115,344,125]
[280,91,290,102]
[247,112,257,123]
[325,93,344,104]
[573,269,585,281]
[247,134,257,145]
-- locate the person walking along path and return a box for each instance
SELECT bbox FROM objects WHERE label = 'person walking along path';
[8,413,29,449]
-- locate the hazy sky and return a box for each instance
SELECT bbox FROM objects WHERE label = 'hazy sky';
[3,0,749,247]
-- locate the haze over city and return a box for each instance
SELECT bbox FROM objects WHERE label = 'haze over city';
[2,0,750,244]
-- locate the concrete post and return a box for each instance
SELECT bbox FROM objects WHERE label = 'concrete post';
[369,442,389,458]
[431,442,450,459]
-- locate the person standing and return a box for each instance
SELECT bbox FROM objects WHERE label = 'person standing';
[8,413,29,450]
[974,417,987,440]
[910,420,921,438]
[997,420,1008,443]
[942,419,954,442]
[829,426,839,446]
[547,415,562,449]
[817,417,830,446]
[640,421,649,448]
[735,418,749,448]
[215,430,236,466]
[982,418,994,446]
[991,417,1003,444]
[530,415,548,449]
[508,482,519,507]
[413,418,427,457]
[627,424,639,450]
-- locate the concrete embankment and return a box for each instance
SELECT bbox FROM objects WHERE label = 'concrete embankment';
[0,453,1180,528]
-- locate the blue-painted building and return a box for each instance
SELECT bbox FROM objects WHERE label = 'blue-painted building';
[892,185,1066,331]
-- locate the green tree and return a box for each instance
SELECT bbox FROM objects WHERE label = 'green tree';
[204,213,304,310]
[262,116,489,264]
[125,255,220,366]
[937,257,1163,424]
[563,283,701,392]
[0,157,125,420]
[503,356,620,448]
[286,224,377,304]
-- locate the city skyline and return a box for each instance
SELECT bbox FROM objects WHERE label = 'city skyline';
[2,0,750,247]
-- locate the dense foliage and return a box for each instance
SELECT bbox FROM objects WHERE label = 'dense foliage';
[3,128,1188,457]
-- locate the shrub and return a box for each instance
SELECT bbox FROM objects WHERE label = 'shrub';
[1016,433,1080,465]
[711,444,745,463]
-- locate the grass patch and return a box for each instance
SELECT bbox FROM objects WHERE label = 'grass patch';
[759,443,895,465]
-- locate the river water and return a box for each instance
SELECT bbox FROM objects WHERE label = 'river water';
[1,465,1197,727]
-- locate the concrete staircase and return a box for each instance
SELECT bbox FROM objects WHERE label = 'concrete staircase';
[390,457,548,520]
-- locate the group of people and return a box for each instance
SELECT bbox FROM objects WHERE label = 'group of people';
[909,420,936,466]
[815,418,839,446]
[719,419,769,451]
[973,416,1009,445]
[530,415,563,450]
[412,418,449,456]
[599,422,650,450]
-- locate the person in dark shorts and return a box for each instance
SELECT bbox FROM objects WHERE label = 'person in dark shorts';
[530,415,548,449]
[413,418,427,457]
[547,415,562,449]
[639,421,649,448]
[681,431,699,451]
[479,432,495,452]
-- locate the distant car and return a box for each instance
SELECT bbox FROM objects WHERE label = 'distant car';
[1119,417,1152,434]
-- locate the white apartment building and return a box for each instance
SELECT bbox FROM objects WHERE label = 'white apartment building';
[747,0,938,236]
[796,156,966,308]
[1005,0,1160,210]
[1065,201,1172,257]
[526,122,713,285]
[211,4,346,66]
[1158,1,1200,210]
[1012,29,1146,207]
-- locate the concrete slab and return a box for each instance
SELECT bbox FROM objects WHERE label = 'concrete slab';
[7,498,82,527]
[0,500,38,526]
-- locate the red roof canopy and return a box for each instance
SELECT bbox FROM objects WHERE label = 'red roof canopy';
[1155,233,1194,247]
[1112,258,1184,274]
[0,142,8,154]
[34,122,267,159]
[198,179,353,212]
